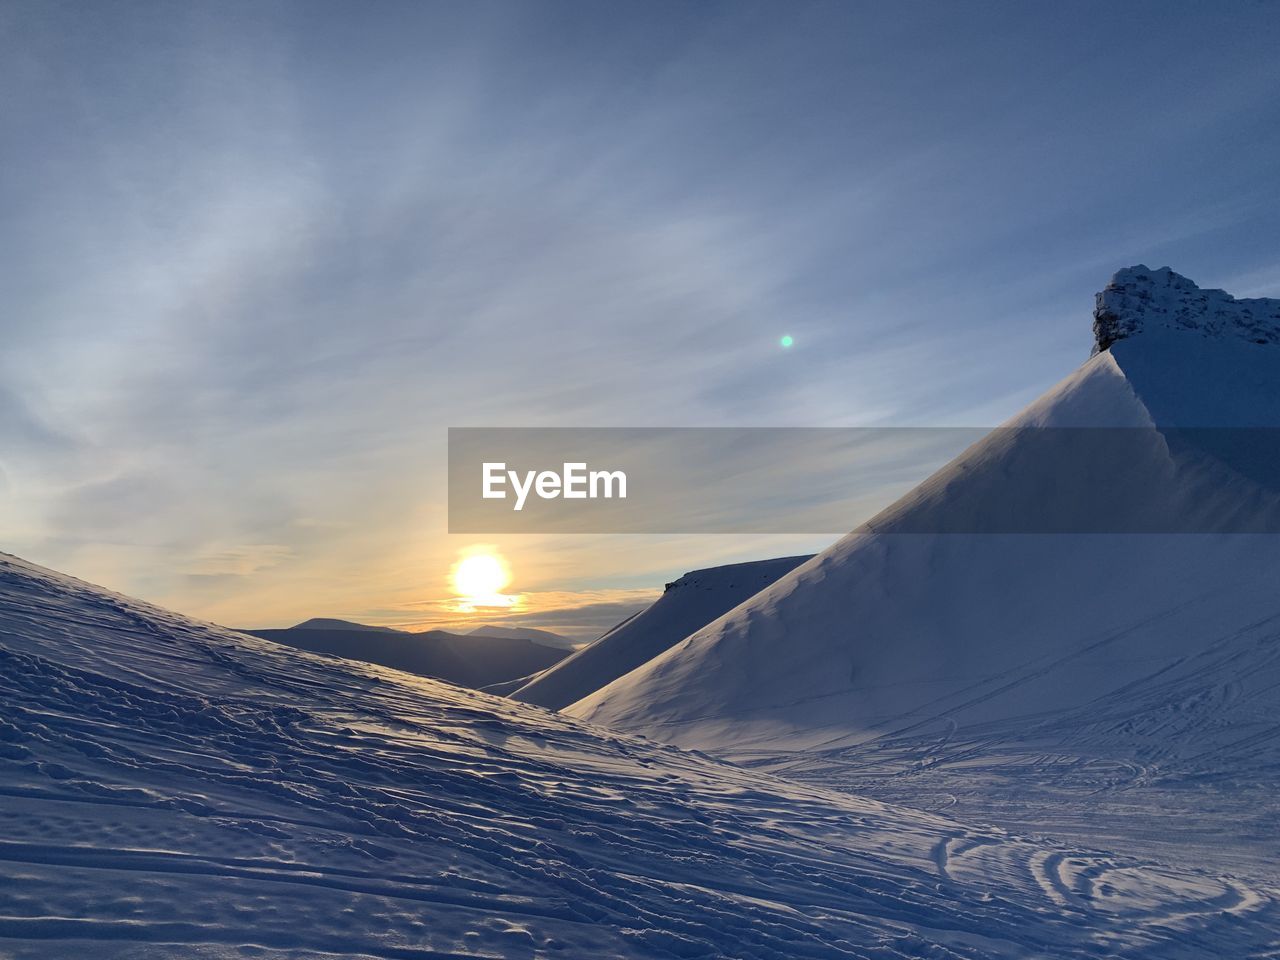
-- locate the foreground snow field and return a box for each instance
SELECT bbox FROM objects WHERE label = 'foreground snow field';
[2,552,1278,959]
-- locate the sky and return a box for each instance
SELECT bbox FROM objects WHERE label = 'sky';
[1,0,1278,638]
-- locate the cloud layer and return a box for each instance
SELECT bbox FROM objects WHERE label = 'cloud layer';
[2,1,1278,625]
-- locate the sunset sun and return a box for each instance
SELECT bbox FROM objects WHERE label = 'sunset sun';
[450,548,515,609]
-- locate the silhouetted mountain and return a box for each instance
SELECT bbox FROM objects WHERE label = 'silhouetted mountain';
[291,617,405,633]
[463,624,578,650]
[246,624,567,689]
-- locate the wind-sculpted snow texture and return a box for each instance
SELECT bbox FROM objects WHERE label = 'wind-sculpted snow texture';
[2,553,1277,958]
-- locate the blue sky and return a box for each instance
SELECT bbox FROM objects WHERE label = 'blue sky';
[2,0,1278,634]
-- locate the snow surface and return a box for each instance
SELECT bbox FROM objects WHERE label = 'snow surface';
[570,269,1280,880]
[510,557,811,710]
[4,552,1278,957]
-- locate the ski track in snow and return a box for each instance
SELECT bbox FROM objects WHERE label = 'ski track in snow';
[1,553,1278,959]
[737,602,1280,883]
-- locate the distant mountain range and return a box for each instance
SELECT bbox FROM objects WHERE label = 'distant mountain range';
[462,624,580,650]
[290,617,403,633]
[243,620,569,689]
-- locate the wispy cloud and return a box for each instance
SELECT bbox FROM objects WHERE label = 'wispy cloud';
[3,1,1278,626]
[182,544,295,578]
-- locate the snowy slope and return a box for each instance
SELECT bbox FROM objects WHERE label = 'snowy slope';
[6,552,1278,958]
[570,267,1280,874]
[510,556,811,710]
[247,623,568,690]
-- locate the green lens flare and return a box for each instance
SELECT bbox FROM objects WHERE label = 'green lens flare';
[779,335,794,348]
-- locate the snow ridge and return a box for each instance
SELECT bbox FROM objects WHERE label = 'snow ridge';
[510,555,810,710]
[1093,265,1280,353]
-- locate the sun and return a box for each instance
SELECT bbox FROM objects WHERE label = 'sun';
[449,548,515,609]
[453,553,509,598]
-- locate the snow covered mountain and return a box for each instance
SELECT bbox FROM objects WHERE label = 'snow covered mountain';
[510,556,811,710]
[1093,264,1280,351]
[246,622,568,689]
[3,550,1278,958]
[570,267,1280,875]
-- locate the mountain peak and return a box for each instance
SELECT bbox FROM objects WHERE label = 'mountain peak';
[290,617,404,634]
[1092,265,1280,354]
